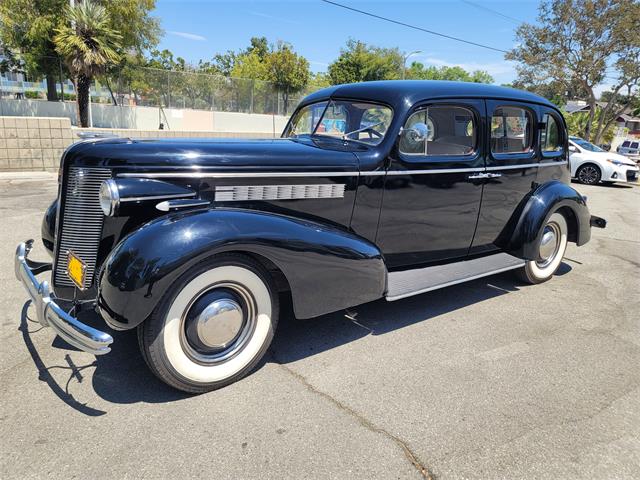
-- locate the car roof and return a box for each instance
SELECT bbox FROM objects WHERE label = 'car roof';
[300,80,557,110]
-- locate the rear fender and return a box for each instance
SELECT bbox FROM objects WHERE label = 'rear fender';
[97,208,385,329]
[497,181,591,259]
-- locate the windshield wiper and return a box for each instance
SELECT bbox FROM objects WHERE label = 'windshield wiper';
[342,121,384,140]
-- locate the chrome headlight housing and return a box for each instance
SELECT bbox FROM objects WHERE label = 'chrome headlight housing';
[99,179,120,216]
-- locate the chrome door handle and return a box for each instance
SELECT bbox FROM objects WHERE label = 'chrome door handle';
[486,173,502,178]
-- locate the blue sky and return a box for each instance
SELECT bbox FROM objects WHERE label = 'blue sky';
[154,0,542,85]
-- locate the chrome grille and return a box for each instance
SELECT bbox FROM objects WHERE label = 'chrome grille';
[54,167,111,288]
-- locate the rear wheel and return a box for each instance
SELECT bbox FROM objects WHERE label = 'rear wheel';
[576,164,601,185]
[138,254,278,393]
[516,212,568,284]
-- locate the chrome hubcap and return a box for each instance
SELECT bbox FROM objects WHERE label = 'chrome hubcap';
[196,299,244,350]
[537,222,561,268]
[181,284,256,364]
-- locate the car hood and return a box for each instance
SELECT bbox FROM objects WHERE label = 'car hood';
[572,149,637,166]
[63,137,360,173]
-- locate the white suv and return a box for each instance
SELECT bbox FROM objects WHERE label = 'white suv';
[617,139,640,161]
[569,136,639,185]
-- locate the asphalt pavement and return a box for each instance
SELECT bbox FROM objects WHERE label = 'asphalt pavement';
[1,172,638,479]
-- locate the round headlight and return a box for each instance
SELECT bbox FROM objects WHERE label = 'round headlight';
[99,179,119,216]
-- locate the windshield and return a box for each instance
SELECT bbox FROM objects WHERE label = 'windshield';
[570,136,604,152]
[284,100,393,145]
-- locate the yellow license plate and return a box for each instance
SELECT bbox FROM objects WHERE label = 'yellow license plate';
[67,251,86,289]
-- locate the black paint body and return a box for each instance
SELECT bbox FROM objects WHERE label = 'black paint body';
[42,81,595,330]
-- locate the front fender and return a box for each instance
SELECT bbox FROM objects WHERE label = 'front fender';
[98,208,386,330]
[498,181,591,259]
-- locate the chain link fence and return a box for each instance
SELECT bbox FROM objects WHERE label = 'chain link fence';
[0,58,308,117]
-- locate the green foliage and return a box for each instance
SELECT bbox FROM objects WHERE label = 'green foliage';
[308,72,332,92]
[54,1,122,126]
[563,107,615,143]
[0,0,67,99]
[507,0,640,143]
[264,41,310,110]
[406,62,493,84]
[54,2,122,77]
[328,39,402,84]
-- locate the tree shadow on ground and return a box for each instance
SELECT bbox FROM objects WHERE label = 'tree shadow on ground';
[20,263,572,414]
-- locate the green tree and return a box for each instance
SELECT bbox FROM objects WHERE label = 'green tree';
[308,72,331,92]
[507,0,640,143]
[564,107,616,144]
[406,62,494,84]
[264,41,310,113]
[328,39,402,84]
[54,1,121,127]
[0,0,67,100]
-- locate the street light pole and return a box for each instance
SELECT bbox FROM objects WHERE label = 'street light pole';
[402,50,422,80]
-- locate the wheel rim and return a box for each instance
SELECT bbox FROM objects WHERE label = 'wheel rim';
[180,282,257,365]
[536,221,561,268]
[578,166,598,184]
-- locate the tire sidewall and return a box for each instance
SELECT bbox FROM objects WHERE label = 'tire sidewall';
[524,212,568,282]
[146,255,277,391]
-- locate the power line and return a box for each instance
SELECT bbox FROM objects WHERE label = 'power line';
[320,0,509,54]
[460,0,524,25]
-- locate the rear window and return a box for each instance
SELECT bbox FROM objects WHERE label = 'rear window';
[541,114,562,152]
[491,107,534,154]
[631,142,639,149]
[399,105,476,156]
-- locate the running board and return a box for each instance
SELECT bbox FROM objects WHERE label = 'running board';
[386,253,525,301]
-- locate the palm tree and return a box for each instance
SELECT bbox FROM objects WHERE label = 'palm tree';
[54,1,121,127]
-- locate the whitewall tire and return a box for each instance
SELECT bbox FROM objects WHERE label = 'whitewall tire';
[516,212,568,284]
[138,254,278,393]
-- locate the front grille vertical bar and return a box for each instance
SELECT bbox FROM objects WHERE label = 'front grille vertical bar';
[54,167,111,289]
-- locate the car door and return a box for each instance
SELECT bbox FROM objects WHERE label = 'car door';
[375,99,485,268]
[470,100,540,254]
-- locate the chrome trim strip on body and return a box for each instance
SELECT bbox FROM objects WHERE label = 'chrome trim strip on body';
[120,192,197,203]
[118,160,568,180]
[486,161,567,171]
[119,171,358,179]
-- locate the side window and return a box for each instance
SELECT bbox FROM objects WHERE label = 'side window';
[358,106,392,141]
[315,102,348,137]
[541,113,563,153]
[491,106,533,154]
[399,105,476,156]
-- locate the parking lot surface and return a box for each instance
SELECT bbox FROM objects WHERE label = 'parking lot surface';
[1,173,639,480]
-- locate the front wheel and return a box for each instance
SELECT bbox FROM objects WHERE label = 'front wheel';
[516,212,568,284]
[576,164,601,185]
[138,254,278,393]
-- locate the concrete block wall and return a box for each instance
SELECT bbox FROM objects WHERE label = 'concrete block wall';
[0,116,74,170]
[0,116,277,171]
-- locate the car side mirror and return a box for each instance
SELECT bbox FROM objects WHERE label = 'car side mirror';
[568,145,578,153]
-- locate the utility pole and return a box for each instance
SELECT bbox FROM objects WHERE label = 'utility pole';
[402,50,421,80]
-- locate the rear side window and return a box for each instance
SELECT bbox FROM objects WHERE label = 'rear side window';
[621,141,631,147]
[541,114,563,152]
[631,142,639,149]
[400,105,476,156]
[491,106,533,154]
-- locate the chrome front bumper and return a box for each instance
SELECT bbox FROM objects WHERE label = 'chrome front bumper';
[15,240,113,355]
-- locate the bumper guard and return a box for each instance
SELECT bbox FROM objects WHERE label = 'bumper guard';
[15,240,113,355]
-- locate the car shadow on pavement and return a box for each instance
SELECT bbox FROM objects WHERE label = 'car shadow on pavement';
[270,264,570,365]
[19,263,571,412]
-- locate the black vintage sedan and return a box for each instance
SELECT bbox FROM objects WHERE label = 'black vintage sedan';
[15,81,605,392]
